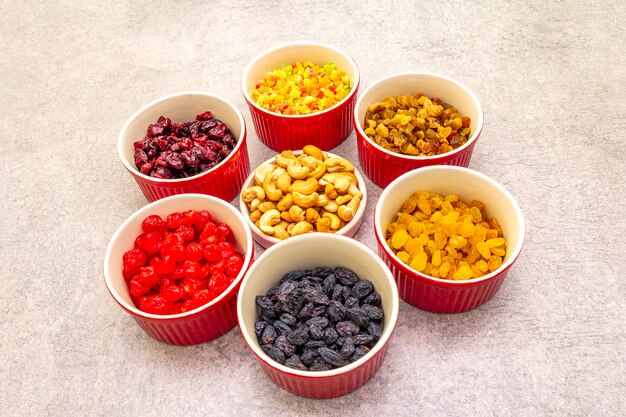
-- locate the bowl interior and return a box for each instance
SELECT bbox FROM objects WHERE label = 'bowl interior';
[239,151,368,248]
[104,194,253,318]
[355,73,483,144]
[375,166,524,273]
[238,234,398,376]
[118,92,245,177]
[243,43,358,98]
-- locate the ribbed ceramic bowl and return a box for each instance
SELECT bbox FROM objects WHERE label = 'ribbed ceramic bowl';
[354,72,484,188]
[104,194,254,345]
[237,234,399,398]
[374,166,524,314]
[242,42,360,151]
[239,150,367,248]
[118,91,250,202]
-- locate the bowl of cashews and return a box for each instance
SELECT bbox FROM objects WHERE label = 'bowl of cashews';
[239,144,367,248]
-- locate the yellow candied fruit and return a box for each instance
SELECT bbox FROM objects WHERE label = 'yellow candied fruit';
[385,190,507,280]
[250,61,351,115]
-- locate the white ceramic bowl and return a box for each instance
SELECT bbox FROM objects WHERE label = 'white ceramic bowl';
[237,234,399,398]
[239,151,367,248]
[104,193,254,345]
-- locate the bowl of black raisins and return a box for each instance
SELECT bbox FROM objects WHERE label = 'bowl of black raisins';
[237,233,399,398]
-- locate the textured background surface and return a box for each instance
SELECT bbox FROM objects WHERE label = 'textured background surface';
[1,0,625,415]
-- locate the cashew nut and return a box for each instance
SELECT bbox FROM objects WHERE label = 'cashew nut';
[324,183,338,200]
[263,173,283,201]
[288,205,305,222]
[307,160,327,180]
[287,161,309,180]
[325,157,354,173]
[250,209,262,222]
[278,220,290,229]
[242,185,265,203]
[277,193,294,211]
[289,177,319,195]
[322,212,341,230]
[315,193,329,207]
[335,194,352,205]
[333,173,353,193]
[273,225,290,240]
[305,208,320,223]
[292,192,318,209]
[259,209,281,235]
[323,200,339,213]
[303,145,325,161]
[258,201,276,213]
[338,195,361,222]
[315,217,332,233]
[255,164,276,186]
[300,155,322,169]
[280,211,291,222]
[291,221,314,236]
[275,150,297,168]
[276,172,292,194]
[249,197,262,211]
[286,223,295,234]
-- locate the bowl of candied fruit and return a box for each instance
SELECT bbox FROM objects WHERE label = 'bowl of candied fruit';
[118,91,250,202]
[374,166,524,313]
[237,233,399,398]
[353,72,484,188]
[242,42,360,151]
[104,193,254,345]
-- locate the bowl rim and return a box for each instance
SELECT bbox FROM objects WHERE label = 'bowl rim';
[237,233,399,377]
[117,91,247,183]
[238,150,368,247]
[374,165,525,286]
[353,71,484,161]
[241,41,361,119]
[103,193,254,320]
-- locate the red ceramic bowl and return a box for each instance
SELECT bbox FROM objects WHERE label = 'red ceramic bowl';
[237,234,399,398]
[242,42,360,151]
[354,72,484,188]
[239,150,368,249]
[374,166,524,314]
[118,92,250,202]
[104,193,254,345]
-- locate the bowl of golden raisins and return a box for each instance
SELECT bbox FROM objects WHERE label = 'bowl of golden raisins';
[353,72,484,188]
[374,166,524,313]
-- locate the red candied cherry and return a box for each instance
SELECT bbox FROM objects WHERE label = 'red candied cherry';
[208,272,229,295]
[129,277,151,296]
[182,260,203,279]
[161,232,184,247]
[141,215,165,234]
[176,225,195,242]
[151,254,176,275]
[218,241,235,258]
[193,210,212,231]
[224,253,244,277]
[134,266,160,288]
[162,243,186,262]
[183,276,206,296]
[135,231,161,254]
[161,284,185,302]
[208,259,225,275]
[192,289,214,308]
[181,299,196,313]
[171,266,185,280]
[202,243,221,262]
[166,212,184,229]
[199,222,218,245]
[217,223,231,240]
[170,302,185,315]
[123,265,135,281]
[123,248,147,273]
[181,210,196,226]
[139,294,172,315]
[186,242,203,262]
[159,277,174,292]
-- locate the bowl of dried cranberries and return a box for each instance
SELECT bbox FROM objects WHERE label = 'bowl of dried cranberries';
[118,91,250,202]
[237,233,399,398]
[104,193,254,345]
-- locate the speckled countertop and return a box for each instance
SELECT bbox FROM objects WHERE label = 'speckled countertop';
[1,0,625,416]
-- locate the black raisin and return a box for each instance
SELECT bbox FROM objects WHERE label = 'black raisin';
[352,280,374,299]
[255,295,276,318]
[281,270,307,283]
[327,300,347,322]
[261,344,285,364]
[274,335,296,357]
[331,284,344,301]
[306,316,330,328]
[310,305,326,317]
[309,358,333,371]
[297,302,314,320]
[260,325,277,345]
[340,337,355,359]
[266,287,279,302]
[277,280,298,301]
[367,321,383,339]
[312,266,333,277]
[336,321,359,337]
[287,325,309,345]
[361,304,384,320]
[319,347,348,368]
[350,346,370,362]
[341,286,353,301]
[304,340,326,349]
[348,307,370,327]
[362,292,381,306]
[335,267,359,286]
[273,320,292,336]
[254,321,267,338]
[322,274,336,296]
[276,297,301,316]
[344,296,359,310]
[284,354,307,371]
[279,313,297,326]
[353,333,374,346]
[309,325,324,340]
[323,327,339,345]
[300,348,319,366]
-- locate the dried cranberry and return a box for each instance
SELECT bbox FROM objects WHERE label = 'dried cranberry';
[180,150,199,167]
[208,123,227,139]
[196,111,213,121]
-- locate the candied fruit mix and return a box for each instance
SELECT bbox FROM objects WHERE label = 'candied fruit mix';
[255,267,384,371]
[133,112,236,179]
[385,191,506,280]
[122,210,245,315]
[250,61,351,115]
[364,93,471,156]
